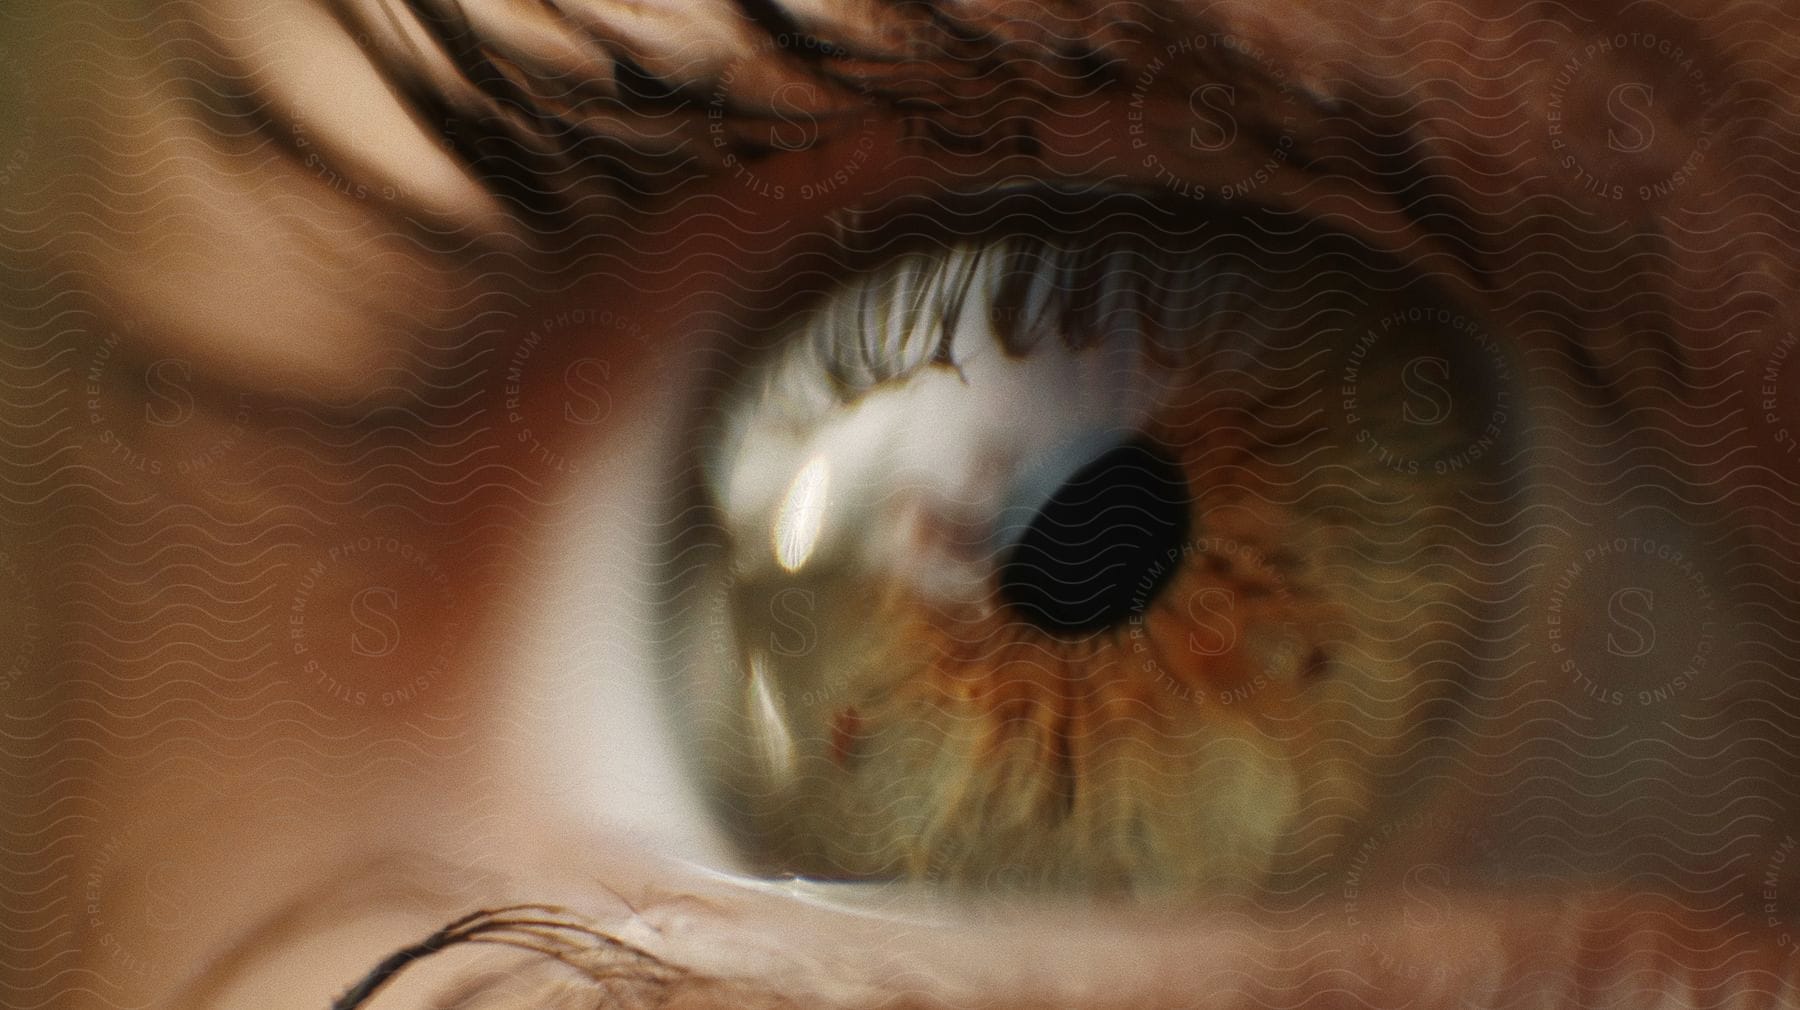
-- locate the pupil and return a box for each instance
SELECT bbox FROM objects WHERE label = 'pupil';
[999,437,1192,634]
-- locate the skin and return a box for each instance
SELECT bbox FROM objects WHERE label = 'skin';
[1,0,1798,1006]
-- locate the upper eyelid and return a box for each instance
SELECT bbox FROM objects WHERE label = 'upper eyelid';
[317,0,1308,217]
[180,0,1502,334]
[154,1,1711,404]
[312,1,1520,345]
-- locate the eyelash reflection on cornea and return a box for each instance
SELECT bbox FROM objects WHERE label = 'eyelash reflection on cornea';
[831,212,1272,422]
[796,234,1258,405]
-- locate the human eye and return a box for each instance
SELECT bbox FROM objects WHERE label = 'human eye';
[13,2,1798,1008]
[659,189,1522,900]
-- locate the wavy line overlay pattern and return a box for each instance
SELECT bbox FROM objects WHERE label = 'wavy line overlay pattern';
[1,0,1798,1007]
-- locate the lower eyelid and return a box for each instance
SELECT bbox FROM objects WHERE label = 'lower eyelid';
[325,875,1800,1008]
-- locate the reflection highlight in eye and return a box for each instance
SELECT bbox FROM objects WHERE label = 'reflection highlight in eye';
[775,454,832,573]
[748,650,801,784]
[662,203,1525,901]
